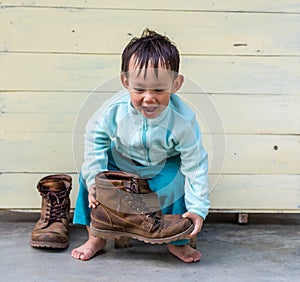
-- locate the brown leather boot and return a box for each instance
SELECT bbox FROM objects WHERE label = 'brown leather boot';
[31,174,72,249]
[90,171,193,244]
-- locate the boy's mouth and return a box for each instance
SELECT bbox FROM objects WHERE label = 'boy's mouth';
[143,106,157,113]
[141,106,159,118]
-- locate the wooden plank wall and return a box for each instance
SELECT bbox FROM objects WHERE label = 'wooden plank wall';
[0,0,299,212]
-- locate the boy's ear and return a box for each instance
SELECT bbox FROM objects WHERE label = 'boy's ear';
[120,73,129,89]
[172,74,184,93]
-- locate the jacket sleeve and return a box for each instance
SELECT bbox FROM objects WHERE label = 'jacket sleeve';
[81,108,111,189]
[176,117,210,219]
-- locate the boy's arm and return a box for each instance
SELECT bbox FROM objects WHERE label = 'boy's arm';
[177,117,210,220]
[81,110,111,189]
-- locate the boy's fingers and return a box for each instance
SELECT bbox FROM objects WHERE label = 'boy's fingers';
[182,212,203,237]
[186,222,199,237]
[182,212,195,221]
[88,193,99,209]
[189,227,199,237]
[88,201,99,209]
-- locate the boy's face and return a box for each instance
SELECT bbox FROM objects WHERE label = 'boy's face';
[121,58,184,119]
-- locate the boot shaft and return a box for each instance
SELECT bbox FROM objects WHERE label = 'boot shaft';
[95,171,159,214]
[37,174,72,223]
[38,174,72,194]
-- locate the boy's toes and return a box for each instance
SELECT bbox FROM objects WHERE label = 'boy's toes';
[167,244,201,263]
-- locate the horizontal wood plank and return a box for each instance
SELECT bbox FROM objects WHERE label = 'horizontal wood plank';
[209,174,300,211]
[178,93,300,135]
[1,0,300,13]
[0,132,81,172]
[1,173,299,210]
[0,133,299,174]
[0,173,80,209]
[0,92,89,113]
[0,54,299,94]
[1,7,300,55]
[1,92,299,134]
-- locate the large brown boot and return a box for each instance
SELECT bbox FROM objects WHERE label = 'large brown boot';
[31,174,72,249]
[90,171,193,244]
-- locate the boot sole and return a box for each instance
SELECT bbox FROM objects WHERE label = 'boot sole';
[90,224,194,244]
[30,240,69,249]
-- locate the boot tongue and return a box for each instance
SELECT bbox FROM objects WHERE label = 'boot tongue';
[42,180,65,192]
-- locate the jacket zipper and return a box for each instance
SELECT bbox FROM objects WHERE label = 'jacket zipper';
[142,119,151,164]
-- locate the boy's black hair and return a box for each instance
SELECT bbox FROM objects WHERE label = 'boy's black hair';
[121,28,180,74]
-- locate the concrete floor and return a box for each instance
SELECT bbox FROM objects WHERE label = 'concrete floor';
[0,211,299,282]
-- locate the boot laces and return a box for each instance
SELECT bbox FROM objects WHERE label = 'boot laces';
[125,193,149,213]
[128,178,161,221]
[124,193,161,223]
[123,178,151,214]
[44,190,68,223]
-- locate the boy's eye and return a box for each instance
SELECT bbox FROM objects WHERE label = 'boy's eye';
[134,88,144,93]
[132,88,166,93]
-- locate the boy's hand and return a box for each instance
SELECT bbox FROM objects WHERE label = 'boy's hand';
[88,184,99,209]
[182,212,204,238]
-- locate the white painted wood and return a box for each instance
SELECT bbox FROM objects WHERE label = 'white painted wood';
[180,94,300,135]
[1,132,299,174]
[0,173,79,209]
[209,174,300,211]
[2,0,300,13]
[1,173,299,211]
[0,112,77,133]
[1,93,299,134]
[0,1,299,211]
[1,7,300,55]
[0,132,79,172]
[0,54,299,94]
[0,92,89,113]
[180,56,300,95]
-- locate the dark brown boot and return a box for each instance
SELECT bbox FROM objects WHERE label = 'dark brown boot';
[90,171,193,244]
[31,174,72,249]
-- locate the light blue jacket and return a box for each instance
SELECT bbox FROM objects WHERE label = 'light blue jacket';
[82,90,210,219]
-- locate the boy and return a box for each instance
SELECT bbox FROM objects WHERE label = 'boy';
[71,29,210,263]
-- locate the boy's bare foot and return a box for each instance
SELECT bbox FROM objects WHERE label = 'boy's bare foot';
[167,244,201,263]
[71,236,106,261]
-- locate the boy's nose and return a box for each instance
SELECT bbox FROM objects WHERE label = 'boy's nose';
[143,90,156,102]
